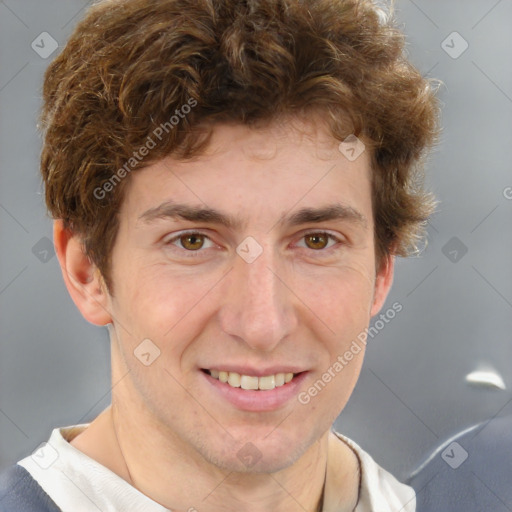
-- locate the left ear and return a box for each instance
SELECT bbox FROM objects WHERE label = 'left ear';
[370,254,395,317]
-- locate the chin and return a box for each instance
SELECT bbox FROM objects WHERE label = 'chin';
[206,448,300,475]
[201,430,316,475]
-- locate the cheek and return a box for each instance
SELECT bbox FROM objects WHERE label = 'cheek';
[300,260,376,328]
[298,260,375,398]
[111,263,219,353]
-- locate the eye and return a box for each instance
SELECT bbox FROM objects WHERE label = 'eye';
[163,230,343,258]
[164,231,215,254]
[297,232,342,251]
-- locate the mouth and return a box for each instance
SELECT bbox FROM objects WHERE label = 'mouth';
[200,366,308,411]
[202,369,299,391]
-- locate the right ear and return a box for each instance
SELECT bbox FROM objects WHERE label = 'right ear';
[53,219,113,326]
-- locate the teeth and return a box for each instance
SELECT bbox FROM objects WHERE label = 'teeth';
[207,370,297,390]
[258,375,275,390]
[240,375,259,390]
[228,372,241,388]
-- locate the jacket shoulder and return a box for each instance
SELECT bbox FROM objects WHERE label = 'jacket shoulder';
[0,464,61,512]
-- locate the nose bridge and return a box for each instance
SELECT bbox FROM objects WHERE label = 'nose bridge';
[220,244,296,351]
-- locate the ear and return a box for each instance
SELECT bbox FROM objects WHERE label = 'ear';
[370,253,395,317]
[53,219,113,326]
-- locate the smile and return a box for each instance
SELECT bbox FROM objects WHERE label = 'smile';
[205,369,296,390]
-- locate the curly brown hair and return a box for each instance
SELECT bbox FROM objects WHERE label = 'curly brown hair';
[40,0,439,294]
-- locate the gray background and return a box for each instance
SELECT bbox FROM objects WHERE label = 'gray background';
[1,0,511,485]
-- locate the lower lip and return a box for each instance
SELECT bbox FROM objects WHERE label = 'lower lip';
[202,371,308,412]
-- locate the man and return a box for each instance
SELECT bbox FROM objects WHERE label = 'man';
[0,0,439,510]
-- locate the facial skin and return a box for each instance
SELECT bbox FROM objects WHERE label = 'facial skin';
[54,117,394,512]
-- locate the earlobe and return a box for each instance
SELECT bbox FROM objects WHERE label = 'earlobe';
[53,219,113,326]
[370,254,395,317]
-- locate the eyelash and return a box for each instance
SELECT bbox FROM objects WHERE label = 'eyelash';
[163,230,344,258]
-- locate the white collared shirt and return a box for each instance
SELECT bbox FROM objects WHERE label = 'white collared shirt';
[18,425,415,512]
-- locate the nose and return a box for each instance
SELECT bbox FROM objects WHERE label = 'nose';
[218,244,298,353]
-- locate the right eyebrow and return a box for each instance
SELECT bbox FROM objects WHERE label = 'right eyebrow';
[137,201,242,230]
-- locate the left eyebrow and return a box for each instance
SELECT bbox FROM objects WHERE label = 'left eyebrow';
[137,200,368,231]
[282,204,368,230]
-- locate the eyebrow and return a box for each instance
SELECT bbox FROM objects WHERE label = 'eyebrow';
[137,200,368,230]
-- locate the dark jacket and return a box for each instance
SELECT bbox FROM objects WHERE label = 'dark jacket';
[0,464,61,512]
[409,415,512,512]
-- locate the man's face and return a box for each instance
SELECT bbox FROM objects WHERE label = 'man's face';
[104,119,391,473]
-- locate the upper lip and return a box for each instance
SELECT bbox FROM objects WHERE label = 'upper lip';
[202,365,307,377]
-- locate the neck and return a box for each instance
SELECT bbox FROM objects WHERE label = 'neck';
[69,354,359,512]
[109,401,328,512]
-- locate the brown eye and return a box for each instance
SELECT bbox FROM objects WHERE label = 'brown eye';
[179,234,205,250]
[304,233,329,250]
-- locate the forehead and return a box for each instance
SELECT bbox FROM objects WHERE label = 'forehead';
[121,119,373,228]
